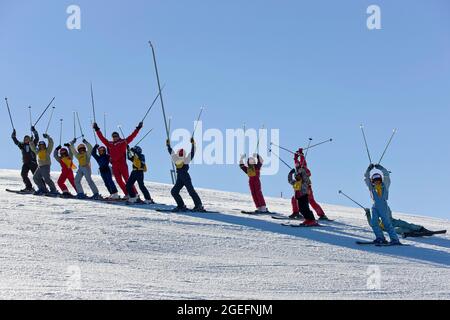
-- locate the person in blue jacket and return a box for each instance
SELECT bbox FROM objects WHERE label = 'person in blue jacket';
[92,144,119,200]
[364,164,401,245]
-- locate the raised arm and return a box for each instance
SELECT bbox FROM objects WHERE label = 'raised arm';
[69,141,79,158]
[239,154,248,173]
[287,168,296,185]
[364,165,373,189]
[11,130,21,148]
[94,126,110,147]
[255,154,264,169]
[185,139,196,164]
[46,135,54,153]
[376,165,391,189]
[32,127,39,145]
[84,140,93,158]
[91,145,99,161]
[53,147,61,162]
[126,122,143,144]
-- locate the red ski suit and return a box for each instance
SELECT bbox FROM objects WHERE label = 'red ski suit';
[240,156,266,208]
[292,152,325,217]
[96,128,140,195]
[57,159,77,193]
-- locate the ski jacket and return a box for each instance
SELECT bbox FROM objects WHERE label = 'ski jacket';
[12,129,39,164]
[96,128,140,165]
[288,167,310,198]
[69,141,93,168]
[92,145,112,172]
[30,136,54,167]
[53,148,76,170]
[127,150,147,172]
[365,165,391,215]
[240,155,263,179]
[168,143,195,173]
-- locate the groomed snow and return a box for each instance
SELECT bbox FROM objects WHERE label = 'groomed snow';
[0,169,449,299]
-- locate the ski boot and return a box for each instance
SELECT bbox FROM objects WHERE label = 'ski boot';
[91,193,102,200]
[144,199,155,205]
[33,189,46,196]
[289,213,302,220]
[318,215,331,221]
[76,193,87,199]
[172,205,188,213]
[301,219,319,227]
[192,205,206,213]
[373,238,388,245]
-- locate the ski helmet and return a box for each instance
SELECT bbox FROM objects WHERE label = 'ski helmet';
[59,147,68,156]
[98,146,107,154]
[371,173,383,182]
[77,144,86,152]
[23,135,31,142]
[178,149,185,157]
[248,157,256,165]
[132,146,142,154]
[38,141,46,148]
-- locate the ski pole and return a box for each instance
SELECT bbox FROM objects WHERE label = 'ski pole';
[135,128,154,146]
[103,113,107,137]
[192,106,204,139]
[90,82,97,123]
[303,138,333,150]
[117,125,126,139]
[360,125,373,164]
[338,190,366,210]
[270,142,296,155]
[73,111,77,140]
[59,119,63,146]
[378,128,397,165]
[45,106,55,134]
[28,106,32,133]
[33,97,55,127]
[304,137,313,159]
[90,119,98,144]
[141,84,165,123]
[4,97,15,130]
[269,148,293,170]
[255,124,265,155]
[76,112,84,138]
[149,41,176,184]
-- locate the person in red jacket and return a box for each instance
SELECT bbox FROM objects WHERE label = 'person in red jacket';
[239,153,268,213]
[293,148,330,221]
[53,144,77,197]
[93,121,143,196]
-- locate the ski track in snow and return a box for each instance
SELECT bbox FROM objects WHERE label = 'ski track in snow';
[0,169,449,299]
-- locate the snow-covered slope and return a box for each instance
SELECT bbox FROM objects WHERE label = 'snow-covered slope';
[0,169,449,299]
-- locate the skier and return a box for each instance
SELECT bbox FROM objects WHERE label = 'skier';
[239,153,268,213]
[92,144,120,200]
[364,164,401,245]
[93,122,142,197]
[288,167,318,226]
[125,145,154,204]
[11,126,40,192]
[30,133,58,195]
[53,144,77,197]
[294,148,330,220]
[69,138,100,199]
[166,138,204,212]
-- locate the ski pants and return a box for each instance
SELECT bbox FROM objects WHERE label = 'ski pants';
[112,161,136,196]
[370,205,399,242]
[249,177,266,208]
[58,168,76,193]
[126,170,151,200]
[296,194,315,221]
[171,172,202,208]
[75,166,99,195]
[33,165,57,193]
[308,186,325,217]
[21,162,38,190]
[100,168,118,195]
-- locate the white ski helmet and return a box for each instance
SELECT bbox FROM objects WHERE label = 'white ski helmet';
[248,157,256,165]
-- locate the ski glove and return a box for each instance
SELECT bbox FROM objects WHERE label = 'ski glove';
[11,130,16,138]
[70,138,77,145]
[191,137,195,144]
[368,164,375,170]
[93,122,100,131]
[82,139,88,144]
[64,143,71,148]
[137,122,143,130]
[166,139,171,147]
[56,145,62,151]
[43,133,49,139]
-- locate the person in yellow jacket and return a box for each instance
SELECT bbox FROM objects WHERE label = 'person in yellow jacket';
[69,138,100,199]
[30,133,58,195]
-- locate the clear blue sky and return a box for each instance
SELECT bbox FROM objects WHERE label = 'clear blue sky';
[1,0,449,218]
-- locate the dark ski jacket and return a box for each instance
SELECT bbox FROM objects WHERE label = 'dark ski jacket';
[12,129,39,164]
[92,145,112,173]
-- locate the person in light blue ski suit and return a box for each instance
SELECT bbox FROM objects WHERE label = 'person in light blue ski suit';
[364,164,401,245]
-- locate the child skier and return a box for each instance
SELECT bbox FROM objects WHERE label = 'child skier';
[166,138,204,212]
[364,164,401,245]
[125,145,154,204]
[92,144,120,200]
[239,153,267,213]
[93,122,142,197]
[69,138,100,199]
[30,133,58,195]
[53,144,77,197]
[11,126,39,192]
[288,167,318,226]
[293,148,329,220]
